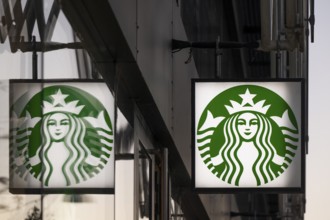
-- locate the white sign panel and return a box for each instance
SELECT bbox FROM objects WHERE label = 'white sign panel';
[10,80,115,193]
[193,80,305,192]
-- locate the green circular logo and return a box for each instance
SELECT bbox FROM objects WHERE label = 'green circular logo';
[197,85,299,186]
[10,85,113,186]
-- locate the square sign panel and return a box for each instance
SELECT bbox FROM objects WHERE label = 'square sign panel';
[192,79,305,193]
[10,80,115,194]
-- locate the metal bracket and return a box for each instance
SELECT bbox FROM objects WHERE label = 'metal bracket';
[172,39,259,52]
[13,41,83,52]
[307,0,315,43]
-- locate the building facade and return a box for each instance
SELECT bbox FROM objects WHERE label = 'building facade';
[0,0,311,219]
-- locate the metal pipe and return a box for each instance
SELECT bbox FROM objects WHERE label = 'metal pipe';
[285,0,298,50]
[17,42,83,52]
[32,36,38,80]
[286,0,296,29]
[161,148,169,220]
[259,0,301,51]
[260,0,274,50]
[172,39,259,51]
[216,36,222,78]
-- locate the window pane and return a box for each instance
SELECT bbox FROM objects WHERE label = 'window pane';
[43,194,114,220]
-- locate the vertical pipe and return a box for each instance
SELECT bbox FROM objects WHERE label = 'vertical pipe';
[162,148,169,220]
[286,0,297,78]
[286,0,297,51]
[260,0,274,50]
[285,0,296,29]
[133,111,139,220]
[231,0,248,78]
[215,36,222,78]
[276,52,281,78]
[32,36,38,80]
[32,34,43,219]
[310,0,315,42]
[274,0,281,78]
[306,0,310,155]
[260,0,300,51]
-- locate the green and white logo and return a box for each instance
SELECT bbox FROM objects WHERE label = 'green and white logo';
[196,84,299,186]
[10,85,114,187]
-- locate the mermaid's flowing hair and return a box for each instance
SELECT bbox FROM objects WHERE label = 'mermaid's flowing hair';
[41,113,91,186]
[219,112,277,186]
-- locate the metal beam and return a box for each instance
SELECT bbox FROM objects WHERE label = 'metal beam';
[61,1,210,219]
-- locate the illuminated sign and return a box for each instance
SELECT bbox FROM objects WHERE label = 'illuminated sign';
[192,80,305,192]
[10,80,115,194]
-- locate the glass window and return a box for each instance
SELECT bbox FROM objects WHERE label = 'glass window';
[0,1,112,219]
[43,11,79,79]
[115,108,134,220]
[138,144,152,220]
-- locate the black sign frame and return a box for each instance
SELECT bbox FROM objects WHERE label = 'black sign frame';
[9,79,115,194]
[191,79,306,193]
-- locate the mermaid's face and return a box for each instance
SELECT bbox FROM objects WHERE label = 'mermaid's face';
[47,113,70,142]
[237,112,258,141]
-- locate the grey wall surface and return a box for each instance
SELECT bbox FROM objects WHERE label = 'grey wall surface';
[107,0,184,160]
[107,0,236,219]
[108,0,137,59]
[172,1,198,175]
[109,0,173,132]
[108,0,196,178]
[136,0,173,128]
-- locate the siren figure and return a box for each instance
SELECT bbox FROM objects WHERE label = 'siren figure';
[204,89,285,186]
[28,89,104,187]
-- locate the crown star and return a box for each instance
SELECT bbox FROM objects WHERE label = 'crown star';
[225,88,271,115]
[239,89,256,106]
[51,90,68,107]
[43,89,84,115]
